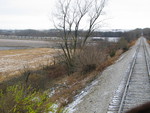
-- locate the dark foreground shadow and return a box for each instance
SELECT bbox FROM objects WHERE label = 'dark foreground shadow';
[126,102,150,113]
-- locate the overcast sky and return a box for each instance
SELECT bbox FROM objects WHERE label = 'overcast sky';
[0,0,150,30]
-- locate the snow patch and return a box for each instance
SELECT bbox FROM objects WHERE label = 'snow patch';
[65,80,98,113]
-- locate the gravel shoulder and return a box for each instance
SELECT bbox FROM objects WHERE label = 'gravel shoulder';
[67,40,140,113]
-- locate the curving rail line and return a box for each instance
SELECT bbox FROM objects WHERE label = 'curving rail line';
[107,37,150,113]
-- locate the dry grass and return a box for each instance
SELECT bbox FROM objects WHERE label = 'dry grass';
[97,49,123,71]
[23,42,128,108]
[75,46,108,74]
[0,48,60,82]
[146,39,150,44]
[47,64,67,79]
[0,39,137,111]
[47,49,124,108]
[128,40,137,47]
[49,71,98,107]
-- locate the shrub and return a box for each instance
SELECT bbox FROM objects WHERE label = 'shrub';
[109,50,116,57]
[0,84,61,113]
[117,37,128,51]
[48,64,67,78]
[81,64,96,74]
[75,45,107,74]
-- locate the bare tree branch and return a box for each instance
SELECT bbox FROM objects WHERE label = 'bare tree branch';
[52,0,107,73]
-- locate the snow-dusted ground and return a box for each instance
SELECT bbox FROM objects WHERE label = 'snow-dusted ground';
[66,39,140,113]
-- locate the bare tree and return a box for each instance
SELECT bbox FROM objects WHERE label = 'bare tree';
[53,0,107,73]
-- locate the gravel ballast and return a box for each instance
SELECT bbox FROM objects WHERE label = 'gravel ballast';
[67,40,140,113]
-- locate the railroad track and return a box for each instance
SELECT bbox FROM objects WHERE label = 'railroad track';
[107,37,150,113]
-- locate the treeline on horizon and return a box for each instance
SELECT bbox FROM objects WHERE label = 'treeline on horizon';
[0,29,124,37]
[0,28,150,41]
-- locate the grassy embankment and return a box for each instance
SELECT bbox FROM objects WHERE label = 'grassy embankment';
[0,39,136,112]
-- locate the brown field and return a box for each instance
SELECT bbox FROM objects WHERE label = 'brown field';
[0,48,59,82]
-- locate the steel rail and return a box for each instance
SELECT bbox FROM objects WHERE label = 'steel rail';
[107,38,150,113]
[117,38,142,113]
[143,38,150,77]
